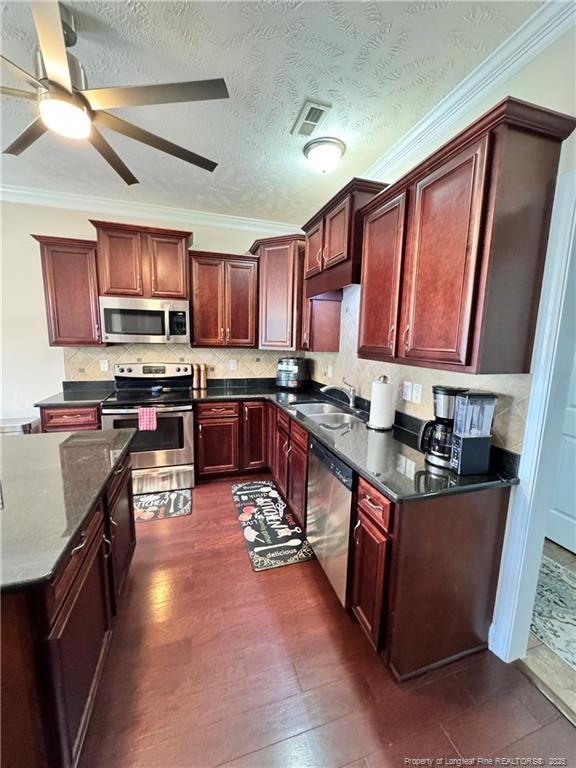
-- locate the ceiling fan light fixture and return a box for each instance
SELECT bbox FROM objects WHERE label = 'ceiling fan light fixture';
[303,137,346,173]
[38,90,91,140]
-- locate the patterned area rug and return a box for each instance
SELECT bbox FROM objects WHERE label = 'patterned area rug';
[133,489,192,522]
[231,480,314,572]
[531,554,576,671]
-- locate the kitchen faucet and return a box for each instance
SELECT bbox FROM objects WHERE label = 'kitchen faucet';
[319,378,357,409]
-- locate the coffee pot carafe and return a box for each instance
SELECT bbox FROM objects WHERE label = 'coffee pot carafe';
[418,386,468,469]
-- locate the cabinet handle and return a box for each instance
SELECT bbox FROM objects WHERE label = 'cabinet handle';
[114,463,124,475]
[226,328,230,343]
[210,407,227,412]
[403,324,410,352]
[316,249,322,266]
[103,535,112,558]
[322,246,328,263]
[110,518,118,528]
[363,494,383,512]
[282,439,288,455]
[219,327,224,342]
[71,533,87,556]
[287,445,292,461]
[388,324,395,346]
[60,413,84,420]
[354,519,361,544]
[245,409,249,422]
[199,424,203,437]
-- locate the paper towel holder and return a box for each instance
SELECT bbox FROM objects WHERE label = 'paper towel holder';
[366,375,395,432]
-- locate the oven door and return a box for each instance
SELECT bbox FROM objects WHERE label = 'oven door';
[101,405,194,470]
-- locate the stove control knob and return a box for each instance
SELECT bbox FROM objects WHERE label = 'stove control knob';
[176,366,181,372]
[183,367,188,372]
[126,367,133,373]
[118,367,125,373]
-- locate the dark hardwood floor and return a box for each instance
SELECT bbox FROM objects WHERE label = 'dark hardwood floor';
[80,474,575,768]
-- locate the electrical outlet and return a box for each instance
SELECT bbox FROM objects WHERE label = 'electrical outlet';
[229,359,238,371]
[327,365,333,378]
[402,381,413,401]
[99,359,109,372]
[412,382,422,404]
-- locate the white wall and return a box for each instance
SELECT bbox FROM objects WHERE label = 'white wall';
[0,203,289,417]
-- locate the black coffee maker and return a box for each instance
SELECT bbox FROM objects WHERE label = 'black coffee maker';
[418,386,468,469]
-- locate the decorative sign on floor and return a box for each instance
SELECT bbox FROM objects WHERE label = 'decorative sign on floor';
[231,480,314,571]
[133,489,192,522]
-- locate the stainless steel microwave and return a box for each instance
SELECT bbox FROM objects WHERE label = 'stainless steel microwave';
[99,297,190,344]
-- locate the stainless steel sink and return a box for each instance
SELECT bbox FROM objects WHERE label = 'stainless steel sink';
[296,403,345,416]
[308,413,364,427]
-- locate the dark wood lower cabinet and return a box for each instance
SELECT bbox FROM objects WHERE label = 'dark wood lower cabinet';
[196,418,240,476]
[275,426,290,498]
[266,402,277,477]
[48,520,111,766]
[351,511,390,649]
[287,441,307,529]
[106,466,136,614]
[241,402,267,469]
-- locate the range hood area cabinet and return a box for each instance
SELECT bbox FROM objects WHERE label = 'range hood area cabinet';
[357,97,576,374]
[90,220,191,300]
[302,178,386,297]
[34,236,104,347]
[190,251,258,347]
[250,235,305,351]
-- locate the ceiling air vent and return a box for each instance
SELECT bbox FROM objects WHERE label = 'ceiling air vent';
[291,100,331,137]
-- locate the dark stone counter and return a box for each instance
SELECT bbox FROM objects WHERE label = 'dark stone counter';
[0,429,135,590]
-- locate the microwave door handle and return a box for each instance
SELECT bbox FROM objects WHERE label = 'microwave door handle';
[165,306,170,342]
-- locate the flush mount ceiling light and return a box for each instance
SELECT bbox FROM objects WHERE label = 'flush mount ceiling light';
[38,87,91,139]
[303,137,346,173]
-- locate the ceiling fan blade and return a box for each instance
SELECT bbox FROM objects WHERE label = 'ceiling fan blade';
[3,116,46,155]
[1,86,38,101]
[89,127,139,185]
[30,1,72,92]
[93,111,217,172]
[83,79,229,111]
[0,55,43,90]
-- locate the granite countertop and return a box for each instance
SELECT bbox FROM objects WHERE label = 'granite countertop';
[34,383,115,408]
[0,429,135,591]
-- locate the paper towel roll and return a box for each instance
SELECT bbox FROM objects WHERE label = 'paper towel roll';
[367,378,396,430]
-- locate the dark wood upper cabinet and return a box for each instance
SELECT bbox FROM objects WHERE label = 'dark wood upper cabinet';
[241,401,267,469]
[34,236,103,347]
[191,251,257,347]
[302,178,386,295]
[358,97,576,374]
[250,235,304,351]
[91,220,190,299]
[358,193,406,360]
[301,291,343,353]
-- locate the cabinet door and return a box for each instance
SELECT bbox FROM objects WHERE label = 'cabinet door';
[304,219,324,278]
[288,442,307,529]
[225,260,257,346]
[400,137,488,366]
[48,526,111,766]
[358,193,406,360]
[323,196,351,269]
[267,403,277,477]
[96,227,143,296]
[108,470,136,611]
[38,238,102,346]
[351,511,390,649]
[147,234,188,298]
[192,256,225,346]
[309,296,342,352]
[196,418,239,475]
[259,242,299,349]
[275,427,290,497]
[242,401,267,469]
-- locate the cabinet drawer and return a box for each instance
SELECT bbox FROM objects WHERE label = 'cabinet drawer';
[290,420,308,450]
[276,409,290,433]
[41,406,100,432]
[49,504,104,623]
[105,456,131,509]
[358,478,393,533]
[196,402,239,419]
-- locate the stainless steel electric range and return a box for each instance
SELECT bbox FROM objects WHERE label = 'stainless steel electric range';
[101,363,194,494]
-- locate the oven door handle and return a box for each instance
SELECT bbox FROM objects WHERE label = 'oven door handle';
[101,405,193,415]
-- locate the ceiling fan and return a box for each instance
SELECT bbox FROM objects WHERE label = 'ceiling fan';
[0,1,229,184]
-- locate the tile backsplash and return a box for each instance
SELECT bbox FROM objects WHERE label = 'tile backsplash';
[64,346,299,383]
[306,286,531,454]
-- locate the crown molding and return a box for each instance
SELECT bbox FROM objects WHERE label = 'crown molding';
[365,0,575,182]
[0,184,301,236]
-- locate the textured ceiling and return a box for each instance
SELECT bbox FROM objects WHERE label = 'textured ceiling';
[1,0,541,224]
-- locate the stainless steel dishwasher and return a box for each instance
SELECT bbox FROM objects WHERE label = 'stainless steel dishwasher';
[306,438,354,606]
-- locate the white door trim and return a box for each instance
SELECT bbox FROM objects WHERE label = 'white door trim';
[489,170,576,661]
